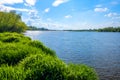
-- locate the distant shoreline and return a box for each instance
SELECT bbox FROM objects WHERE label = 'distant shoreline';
[27,30,120,32]
[28,27,120,32]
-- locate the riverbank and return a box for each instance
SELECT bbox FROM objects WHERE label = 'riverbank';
[0,32,98,80]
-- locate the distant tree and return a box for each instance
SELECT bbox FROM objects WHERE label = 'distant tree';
[0,11,27,33]
[27,26,49,31]
[96,27,120,32]
[27,26,38,30]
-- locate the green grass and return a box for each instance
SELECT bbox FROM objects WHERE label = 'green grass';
[19,54,68,80]
[67,64,98,80]
[0,32,31,43]
[28,40,56,56]
[0,42,44,65]
[0,32,99,80]
[0,65,25,80]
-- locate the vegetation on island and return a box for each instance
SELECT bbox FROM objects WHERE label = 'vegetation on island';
[0,11,98,80]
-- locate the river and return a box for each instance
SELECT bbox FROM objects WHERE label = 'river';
[25,31,120,80]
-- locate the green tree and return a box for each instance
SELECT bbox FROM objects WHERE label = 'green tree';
[96,27,120,32]
[0,11,27,33]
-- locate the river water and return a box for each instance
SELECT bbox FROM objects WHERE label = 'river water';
[25,31,120,80]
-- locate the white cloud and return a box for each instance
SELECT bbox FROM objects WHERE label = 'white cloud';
[94,7,108,12]
[52,0,69,7]
[65,15,72,18]
[0,0,23,5]
[25,0,37,6]
[28,9,40,20]
[25,18,67,30]
[0,4,34,12]
[24,11,68,30]
[105,13,117,17]
[44,8,50,13]
[105,13,120,19]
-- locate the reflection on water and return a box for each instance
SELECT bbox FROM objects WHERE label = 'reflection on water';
[25,31,120,80]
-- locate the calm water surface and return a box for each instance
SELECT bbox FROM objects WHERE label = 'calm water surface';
[25,31,120,80]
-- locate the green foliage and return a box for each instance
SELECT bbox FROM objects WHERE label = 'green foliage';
[0,33,55,65]
[0,43,43,65]
[19,54,98,80]
[28,40,56,56]
[0,11,27,33]
[0,32,98,80]
[67,64,98,80]
[0,65,25,80]
[0,32,31,43]
[27,26,38,30]
[27,26,49,31]
[96,27,120,32]
[20,54,68,80]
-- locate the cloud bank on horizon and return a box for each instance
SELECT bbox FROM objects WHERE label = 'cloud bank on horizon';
[0,0,120,30]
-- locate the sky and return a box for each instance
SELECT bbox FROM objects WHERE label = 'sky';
[0,0,120,30]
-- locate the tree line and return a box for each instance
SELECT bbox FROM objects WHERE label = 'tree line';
[95,27,120,32]
[27,26,49,31]
[64,27,120,32]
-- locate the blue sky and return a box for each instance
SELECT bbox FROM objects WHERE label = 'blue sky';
[0,0,120,30]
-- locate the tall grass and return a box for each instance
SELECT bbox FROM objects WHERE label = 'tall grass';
[19,54,68,80]
[0,32,31,43]
[0,33,55,65]
[67,64,98,80]
[28,40,56,56]
[18,54,98,80]
[0,42,44,65]
[0,32,99,80]
[0,65,25,80]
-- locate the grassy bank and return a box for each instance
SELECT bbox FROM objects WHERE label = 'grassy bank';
[0,32,98,80]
